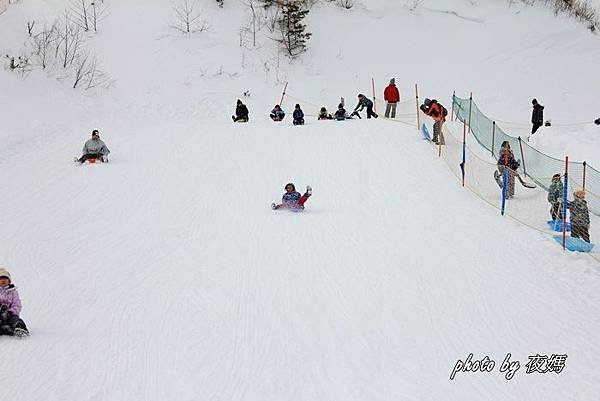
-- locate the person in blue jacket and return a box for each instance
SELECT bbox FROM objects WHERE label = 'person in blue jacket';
[293,104,305,125]
[270,105,285,121]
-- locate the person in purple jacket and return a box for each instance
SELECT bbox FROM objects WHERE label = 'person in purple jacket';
[271,183,312,210]
[0,268,29,337]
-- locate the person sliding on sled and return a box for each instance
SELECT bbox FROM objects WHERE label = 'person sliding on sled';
[318,107,333,120]
[334,103,348,120]
[293,104,305,125]
[0,268,29,337]
[496,141,518,199]
[232,99,249,122]
[272,183,312,210]
[270,105,285,121]
[420,98,447,145]
[353,94,377,119]
[548,174,563,221]
[77,130,110,163]
[568,190,591,243]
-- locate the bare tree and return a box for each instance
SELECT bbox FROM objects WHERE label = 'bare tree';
[242,0,258,47]
[71,51,109,89]
[170,0,209,34]
[33,22,58,69]
[90,1,108,32]
[337,0,354,9]
[27,20,36,36]
[70,0,90,31]
[56,11,84,68]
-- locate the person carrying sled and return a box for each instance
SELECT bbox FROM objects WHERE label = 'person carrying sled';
[547,173,563,221]
[531,99,544,136]
[318,107,333,120]
[496,141,518,199]
[383,78,400,118]
[272,183,312,210]
[270,105,285,121]
[0,268,29,337]
[293,104,305,126]
[77,130,110,163]
[232,99,249,122]
[353,94,378,119]
[568,190,591,243]
[420,98,447,145]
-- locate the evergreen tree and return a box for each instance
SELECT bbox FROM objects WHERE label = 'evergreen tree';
[278,1,311,57]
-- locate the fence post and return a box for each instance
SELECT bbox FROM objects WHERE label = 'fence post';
[562,156,569,250]
[451,91,455,122]
[583,161,587,191]
[461,110,467,186]
[415,83,420,130]
[491,121,496,158]
[371,77,376,113]
[501,168,508,215]
[518,137,527,177]
[279,81,288,106]
[467,93,473,136]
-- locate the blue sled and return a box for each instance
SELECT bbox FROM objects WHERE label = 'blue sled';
[553,236,594,252]
[421,123,432,141]
[547,220,571,232]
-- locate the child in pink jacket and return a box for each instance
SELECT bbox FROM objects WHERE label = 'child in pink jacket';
[0,268,29,337]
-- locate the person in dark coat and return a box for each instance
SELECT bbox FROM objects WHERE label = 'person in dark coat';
[353,94,378,119]
[334,104,347,121]
[531,99,544,135]
[547,173,563,220]
[568,190,591,243]
[594,117,600,125]
[292,104,305,125]
[318,107,333,120]
[232,99,249,122]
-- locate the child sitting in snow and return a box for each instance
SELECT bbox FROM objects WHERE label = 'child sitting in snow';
[568,190,591,243]
[270,105,285,121]
[547,173,563,221]
[0,268,29,337]
[334,103,348,121]
[292,104,305,125]
[318,107,333,120]
[272,183,312,210]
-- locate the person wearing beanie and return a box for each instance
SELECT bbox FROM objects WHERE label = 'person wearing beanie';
[383,78,400,118]
[568,190,591,243]
[420,98,447,145]
[76,129,110,164]
[292,104,305,126]
[0,268,29,337]
[232,99,249,123]
[547,173,564,221]
[271,183,312,210]
[531,99,544,136]
[353,94,378,119]
[334,103,348,121]
[270,104,285,122]
[317,107,333,120]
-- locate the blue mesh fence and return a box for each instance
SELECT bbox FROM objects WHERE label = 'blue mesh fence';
[453,95,599,216]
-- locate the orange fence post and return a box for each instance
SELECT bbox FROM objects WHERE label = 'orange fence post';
[371,78,376,112]
[562,156,569,250]
[279,81,288,106]
[415,83,420,129]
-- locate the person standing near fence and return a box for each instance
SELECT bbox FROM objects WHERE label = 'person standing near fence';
[531,99,544,136]
[383,78,400,118]
[420,98,447,145]
[547,174,563,221]
[568,190,591,243]
[497,141,518,199]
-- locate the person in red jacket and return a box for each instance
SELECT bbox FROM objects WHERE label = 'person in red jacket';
[383,78,400,118]
[420,98,447,145]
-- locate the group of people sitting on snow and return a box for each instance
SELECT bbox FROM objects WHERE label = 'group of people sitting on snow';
[231,91,386,125]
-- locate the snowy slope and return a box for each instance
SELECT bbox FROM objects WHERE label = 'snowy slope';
[1,1,600,400]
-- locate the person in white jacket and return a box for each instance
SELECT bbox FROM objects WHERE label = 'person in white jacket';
[77,129,110,163]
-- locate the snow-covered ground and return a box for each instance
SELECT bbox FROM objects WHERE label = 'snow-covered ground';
[1,1,599,400]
